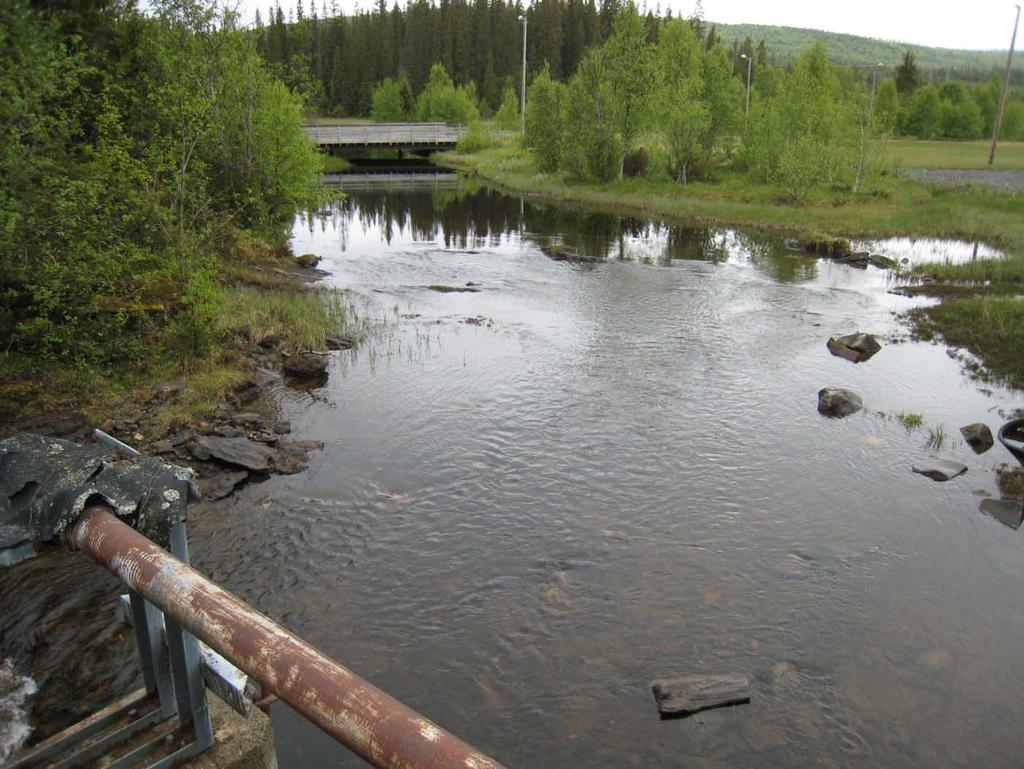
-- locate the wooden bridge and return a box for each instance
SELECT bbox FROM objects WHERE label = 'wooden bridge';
[303,122,466,152]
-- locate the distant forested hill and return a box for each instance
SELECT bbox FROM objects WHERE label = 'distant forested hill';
[712,22,1022,82]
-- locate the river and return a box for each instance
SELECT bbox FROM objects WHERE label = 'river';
[5,178,1024,767]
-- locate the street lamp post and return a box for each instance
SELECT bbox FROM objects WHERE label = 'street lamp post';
[867,62,884,130]
[519,14,528,135]
[740,54,752,131]
[989,4,1021,165]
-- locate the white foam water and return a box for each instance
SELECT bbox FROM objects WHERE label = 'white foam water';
[0,658,36,761]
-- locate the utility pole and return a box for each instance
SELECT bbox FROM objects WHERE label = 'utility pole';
[867,62,884,129]
[740,54,752,131]
[989,4,1021,166]
[520,14,528,135]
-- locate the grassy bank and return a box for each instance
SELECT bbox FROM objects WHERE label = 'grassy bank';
[321,154,353,173]
[438,142,1024,247]
[438,139,1024,389]
[0,231,361,437]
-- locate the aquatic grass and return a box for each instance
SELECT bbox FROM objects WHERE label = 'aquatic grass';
[219,288,364,352]
[897,413,925,431]
[925,425,948,451]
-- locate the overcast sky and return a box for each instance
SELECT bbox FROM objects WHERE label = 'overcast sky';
[231,0,1021,51]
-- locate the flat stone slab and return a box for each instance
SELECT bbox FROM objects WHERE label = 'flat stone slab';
[912,459,968,482]
[195,437,275,472]
[651,674,751,718]
[199,470,249,501]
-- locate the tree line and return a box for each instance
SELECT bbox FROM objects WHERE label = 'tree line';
[253,0,772,116]
[1,0,321,366]
[255,0,1024,144]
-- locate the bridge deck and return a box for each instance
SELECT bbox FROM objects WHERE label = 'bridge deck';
[304,122,465,148]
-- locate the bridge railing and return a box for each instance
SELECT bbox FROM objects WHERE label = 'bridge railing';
[303,122,466,146]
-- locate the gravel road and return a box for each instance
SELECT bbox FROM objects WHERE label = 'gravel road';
[904,168,1024,193]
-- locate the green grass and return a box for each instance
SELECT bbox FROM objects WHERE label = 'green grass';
[220,288,363,353]
[321,154,353,173]
[908,297,1024,390]
[881,139,1024,171]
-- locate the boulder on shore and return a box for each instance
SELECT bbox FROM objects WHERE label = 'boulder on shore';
[194,436,275,472]
[912,459,968,482]
[817,387,863,417]
[199,470,249,501]
[826,333,882,363]
[959,423,994,454]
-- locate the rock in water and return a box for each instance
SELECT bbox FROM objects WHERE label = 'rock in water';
[324,333,354,350]
[283,352,328,379]
[295,253,320,268]
[826,333,882,363]
[817,387,863,417]
[195,436,275,472]
[959,423,994,454]
[980,498,1024,530]
[199,470,249,501]
[912,459,968,482]
[651,674,751,718]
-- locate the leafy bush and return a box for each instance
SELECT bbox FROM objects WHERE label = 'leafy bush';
[414,63,479,124]
[456,121,494,152]
[371,78,408,122]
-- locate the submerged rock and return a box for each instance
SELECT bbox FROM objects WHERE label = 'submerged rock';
[960,423,994,454]
[427,284,481,293]
[817,387,863,417]
[980,498,1024,530]
[283,352,328,379]
[912,459,968,482]
[826,333,882,363]
[194,436,275,472]
[650,674,751,718]
[540,243,603,263]
[324,333,355,350]
[997,466,1024,499]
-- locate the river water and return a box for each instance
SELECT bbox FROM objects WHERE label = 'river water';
[5,179,1024,767]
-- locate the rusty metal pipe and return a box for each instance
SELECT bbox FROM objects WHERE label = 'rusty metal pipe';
[69,505,507,769]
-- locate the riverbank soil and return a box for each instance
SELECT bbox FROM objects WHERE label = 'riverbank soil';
[0,228,358,444]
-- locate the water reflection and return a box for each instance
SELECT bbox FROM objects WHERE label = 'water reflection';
[299,186,839,284]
